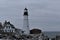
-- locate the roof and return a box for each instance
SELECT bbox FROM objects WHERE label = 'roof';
[24,8,28,10]
[3,21,15,29]
[30,29,42,34]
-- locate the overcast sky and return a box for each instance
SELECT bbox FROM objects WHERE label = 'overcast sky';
[0,0,60,31]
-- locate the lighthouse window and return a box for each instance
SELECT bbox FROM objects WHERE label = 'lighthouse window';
[7,30,10,32]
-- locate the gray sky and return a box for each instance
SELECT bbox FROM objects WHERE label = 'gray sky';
[0,0,60,31]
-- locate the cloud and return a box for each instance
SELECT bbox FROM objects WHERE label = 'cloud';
[0,0,60,31]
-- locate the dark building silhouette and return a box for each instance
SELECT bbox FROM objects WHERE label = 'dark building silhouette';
[30,29,42,34]
[0,22,3,34]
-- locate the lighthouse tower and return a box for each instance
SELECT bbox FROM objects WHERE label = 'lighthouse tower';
[23,8,30,34]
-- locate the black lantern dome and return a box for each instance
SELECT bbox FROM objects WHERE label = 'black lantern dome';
[24,8,28,16]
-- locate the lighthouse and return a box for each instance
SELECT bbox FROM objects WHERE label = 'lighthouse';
[23,8,30,34]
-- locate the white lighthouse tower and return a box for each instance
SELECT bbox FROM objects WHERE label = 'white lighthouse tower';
[23,8,30,35]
